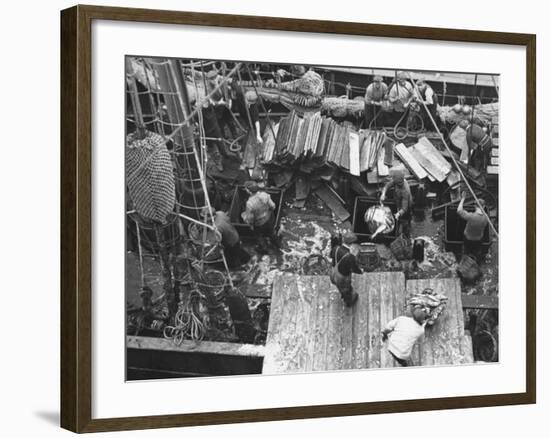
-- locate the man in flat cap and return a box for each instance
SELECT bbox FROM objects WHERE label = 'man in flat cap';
[386,71,416,121]
[364,75,389,128]
[415,78,440,130]
[241,181,278,253]
[380,169,414,239]
[206,67,238,140]
[329,232,361,307]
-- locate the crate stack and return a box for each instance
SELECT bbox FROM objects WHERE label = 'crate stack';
[487,115,499,176]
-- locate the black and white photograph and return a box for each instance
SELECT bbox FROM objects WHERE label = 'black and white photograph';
[125,57,499,380]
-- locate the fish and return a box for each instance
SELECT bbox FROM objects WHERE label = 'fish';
[363,204,395,239]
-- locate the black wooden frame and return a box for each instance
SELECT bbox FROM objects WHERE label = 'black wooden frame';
[61,4,536,432]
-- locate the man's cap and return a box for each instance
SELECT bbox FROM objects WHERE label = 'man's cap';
[245,90,258,103]
[373,75,383,82]
[391,169,405,184]
[206,69,219,80]
[244,180,259,193]
[397,71,408,80]
[342,232,358,244]
[290,65,307,76]
[458,119,470,129]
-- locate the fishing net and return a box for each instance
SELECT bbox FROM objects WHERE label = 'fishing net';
[126,130,176,223]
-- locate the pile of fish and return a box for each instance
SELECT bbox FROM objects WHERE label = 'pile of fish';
[363,204,395,239]
[407,288,448,326]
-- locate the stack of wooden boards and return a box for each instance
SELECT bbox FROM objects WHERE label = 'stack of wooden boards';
[488,116,499,175]
[394,136,453,183]
[262,111,392,177]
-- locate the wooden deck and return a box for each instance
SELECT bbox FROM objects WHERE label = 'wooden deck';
[262,272,473,374]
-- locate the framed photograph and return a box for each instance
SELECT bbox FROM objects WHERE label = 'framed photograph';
[60,4,536,433]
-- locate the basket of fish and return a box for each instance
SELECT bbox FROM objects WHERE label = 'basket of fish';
[406,288,449,326]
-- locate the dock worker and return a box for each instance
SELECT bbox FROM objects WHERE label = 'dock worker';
[329,232,361,307]
[364,75,388,128]
[206,67,238,140]
[457,192,489,260]
[458,119,493,172]
[382,307,428,366]
[386,71,416,119]
[415,79,440,130]
[241,181,279,253]
[202,207,250,268]
[230,76,263,146]
[244,91,263,145]
[380,169,413,239]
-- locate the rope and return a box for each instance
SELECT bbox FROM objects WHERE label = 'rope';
[133,219,146,287]
[407,73,499,238]
[245,63,278,142]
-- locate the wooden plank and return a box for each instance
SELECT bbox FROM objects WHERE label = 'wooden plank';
[449,126,469,162]
[341,293,354,369]
[460,335,474,364]
[409,145,437,182]
[349,132,361,176]
[395,143,428,180]
[366,273,380,368]
[243,132,257,169]
[487,165,499,174]
[303,276,321,372]
[491,157,499,165]
[276,275,301,371]
[352,274,369,368]
[326,279,344,371]
[262,274,288,374]
[379,272,396,368]
[285,276,311,372]
[312,278,331,371]
[377,145,389,177]
[461,294,499,310]
[417,136,452,174]
[127,336,265,357]
[491,148,499,157]
[314,184,351,222]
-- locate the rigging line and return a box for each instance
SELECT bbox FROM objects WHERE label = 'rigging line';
[171,61,200,216]
[245,63,277,142]
[192,61,234,287]
[236,67,255,131]
[133,219,146,287]
[408,73,499,238]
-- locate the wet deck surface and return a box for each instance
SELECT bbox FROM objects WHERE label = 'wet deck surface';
[262,272,473,374]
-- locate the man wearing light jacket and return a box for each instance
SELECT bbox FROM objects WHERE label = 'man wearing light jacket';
[241,181,278,253]
[380,169,413,239]
[457,192,489,259]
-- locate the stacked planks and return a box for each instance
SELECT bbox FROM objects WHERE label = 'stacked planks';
[411,136,452,182]
[395,143,428,180]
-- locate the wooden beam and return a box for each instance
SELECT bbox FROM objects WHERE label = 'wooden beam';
[461,294,499,310]
[127,336,266,357]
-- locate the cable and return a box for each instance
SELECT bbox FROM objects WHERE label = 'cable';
[407,73,499,238]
